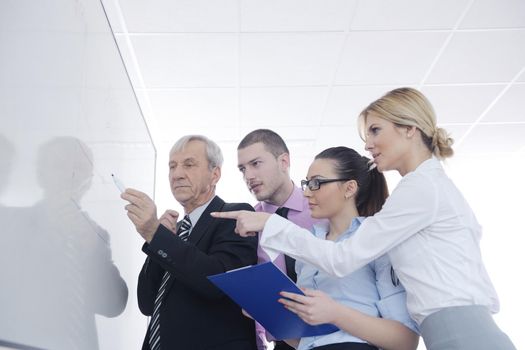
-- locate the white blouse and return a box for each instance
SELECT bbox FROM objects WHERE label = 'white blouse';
[260,158,499,325]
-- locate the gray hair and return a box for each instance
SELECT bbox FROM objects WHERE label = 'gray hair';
[170,135,223,169]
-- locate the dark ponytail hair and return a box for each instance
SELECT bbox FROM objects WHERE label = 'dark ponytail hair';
[315,147,388,216]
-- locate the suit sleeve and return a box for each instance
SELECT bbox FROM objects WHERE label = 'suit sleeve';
[140,202,258,301]
[137,255,165,316]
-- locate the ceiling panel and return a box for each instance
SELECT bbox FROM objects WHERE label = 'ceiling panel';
[238,125,319,145]
[439,124,472,149]
[426,30,525,84]
[421,85,503,124]
[482,84,525,122]
[148,88,238,128]
[335,31,448,85]
[155,126,243,144]
[350,0,469,30]
[116,0,238,33]
[456,124,525,154]
[519,70,525,82]
[102,0,525,174]
[315,125,365,155]
[322,85,396,125]
[240,0,356,32]
[240,86,328,127]
[130,34,238,88]
[459,0,525,29]
[240,33,345,86]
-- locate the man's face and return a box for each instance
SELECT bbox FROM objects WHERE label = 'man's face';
[237,142,289,204]
[169,140,220,212]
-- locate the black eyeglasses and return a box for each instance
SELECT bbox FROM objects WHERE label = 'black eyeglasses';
[301,178,352,191]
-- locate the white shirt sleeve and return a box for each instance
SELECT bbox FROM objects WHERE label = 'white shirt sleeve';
[259,171,439,277]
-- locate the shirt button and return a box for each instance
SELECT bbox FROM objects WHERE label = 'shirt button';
[162,253,167,258]
[158,249,164,255]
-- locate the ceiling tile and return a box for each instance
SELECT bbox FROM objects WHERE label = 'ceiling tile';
[130,34,238,88]
[116,0,238,32]
[439,124,472,148]
[351,0,469,30]
[240,0,357,32]
[315,126,365,155]
[519,70,525,82]
[148,88,238,128]
[240,33,345,86]
[335,31,448,85]
[482,84,525,122]
[240,87,328,127]
[154,126,242,144]
[460,0,525,29]
[421,85,503,123]
[426,30,525,84]
[323,85,398,125]
[241,124,319,137]
[456,124,525,154]
[238,126,319,151]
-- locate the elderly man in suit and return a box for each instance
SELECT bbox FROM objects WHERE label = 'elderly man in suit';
[123,135,258,350]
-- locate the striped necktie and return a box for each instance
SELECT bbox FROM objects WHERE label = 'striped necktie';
[148,215,192,350]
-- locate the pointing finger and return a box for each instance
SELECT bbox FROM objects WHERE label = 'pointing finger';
[210,210,244,219]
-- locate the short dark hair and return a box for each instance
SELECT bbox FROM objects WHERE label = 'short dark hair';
[237,129,289,158]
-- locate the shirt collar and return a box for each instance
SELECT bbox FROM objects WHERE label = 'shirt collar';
[413,156,441,174]
[186,196,215,228]
[259,184,304,213]
[312,216,365,240]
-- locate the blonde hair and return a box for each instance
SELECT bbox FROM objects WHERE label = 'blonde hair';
[358,87,454,159]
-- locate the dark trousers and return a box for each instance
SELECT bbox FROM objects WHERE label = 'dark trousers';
[274,340,295,350]
[312,342,378,350]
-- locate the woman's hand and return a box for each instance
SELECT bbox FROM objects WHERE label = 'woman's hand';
[279,288,339,325]
[210,210,271,237]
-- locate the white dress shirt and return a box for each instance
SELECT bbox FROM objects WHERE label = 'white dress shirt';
[260,158,499,325]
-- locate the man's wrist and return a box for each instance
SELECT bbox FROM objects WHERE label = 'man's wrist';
[144,221,160,243]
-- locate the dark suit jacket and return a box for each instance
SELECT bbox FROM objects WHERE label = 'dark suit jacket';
[138,196,258,350]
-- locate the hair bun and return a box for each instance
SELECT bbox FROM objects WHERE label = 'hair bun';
[433,127,454,159]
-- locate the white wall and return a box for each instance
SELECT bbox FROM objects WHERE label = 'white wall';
[0,1,154,349]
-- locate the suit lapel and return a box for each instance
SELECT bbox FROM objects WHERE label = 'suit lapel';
[187,196,225,246]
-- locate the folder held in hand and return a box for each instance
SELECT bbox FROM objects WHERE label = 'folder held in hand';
[207,262,338,340]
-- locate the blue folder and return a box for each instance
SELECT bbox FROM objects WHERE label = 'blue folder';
[207,262,338,340]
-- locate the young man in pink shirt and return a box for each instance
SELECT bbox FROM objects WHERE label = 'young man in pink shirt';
[237,129,321,350]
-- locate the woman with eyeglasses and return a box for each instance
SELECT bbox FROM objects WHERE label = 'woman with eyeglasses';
[212,87,516,350]
[283,146,419,350]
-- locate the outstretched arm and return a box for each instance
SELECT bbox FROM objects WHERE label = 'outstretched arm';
[210,210,271,236]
